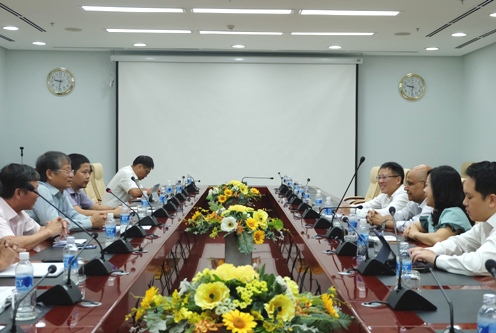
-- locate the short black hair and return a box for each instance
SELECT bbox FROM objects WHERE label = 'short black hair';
[379,161,405,184]
[0,163,40,199]
[36,151,71,182]
[132,155,154,169]
[466,161,496,199]
[69,153,90,172]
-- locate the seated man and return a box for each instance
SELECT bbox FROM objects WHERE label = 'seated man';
[66,153,121,217]
[411,161,496,276]
[102,155,155,208]
[0,238,22,271]
[367,164,433,231]
[28,151,106,230]
[0,163,68,250]
[354,161,408,219]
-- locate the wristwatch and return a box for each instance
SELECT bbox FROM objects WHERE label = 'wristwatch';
[381,219,388,229]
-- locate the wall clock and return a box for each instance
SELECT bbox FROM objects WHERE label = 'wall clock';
[47,67,75,96]
[399,73,425,101]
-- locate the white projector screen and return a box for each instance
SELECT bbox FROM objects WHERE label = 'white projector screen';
[117,60,357,196]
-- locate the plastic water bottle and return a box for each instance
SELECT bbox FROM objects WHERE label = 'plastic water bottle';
[120,204,131,235]
[14,252,36,320]
[287,177,293,188]
[141,190,150,216]
[304,190,311,204]
[105,213,116,243]
[314,190,323,210]
[186,175,193,185]
[396,241,412,280]
[293,180,299,192]
[356,219,369,265]
[63,236,78,284]
[323,197,333,218]
[347,213,358,239]
[166,180,173,196]
[477,293,496,333]
[175,177,183,195]
[159,186,167,205]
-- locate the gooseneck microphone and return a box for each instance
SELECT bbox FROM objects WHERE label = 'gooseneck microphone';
[25,184,113,275]
[241,176,274,185]
[327,205,363,241]
[485,259,496,279]
[9,264,57,333]
[131,177,159,226]
[428,266,463,333]
[20,146,24,165]
[386,206,436,311]
[105,188,148,236]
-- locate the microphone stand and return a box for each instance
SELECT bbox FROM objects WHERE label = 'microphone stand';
[241,176,274,185]
[335,216,366,256]
[290,178,310,206]
[131,177,159,226]
[9,265,57,333]
[105,188,149,236]
[26,185,113,275]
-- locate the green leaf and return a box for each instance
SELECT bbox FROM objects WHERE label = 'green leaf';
[237,231,254,254]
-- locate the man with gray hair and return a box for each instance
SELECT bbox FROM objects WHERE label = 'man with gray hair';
[28,151,106,230]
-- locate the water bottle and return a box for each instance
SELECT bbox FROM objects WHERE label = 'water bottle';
[347,212,358,239]
[63,236,78,283]
[186,175,193,185]
[304,190,311,204]
[356,219,369,265]
[175,177,183,195]
[396,241,412,280]
[314,190,323,209]
[477,293,496,333]
[141,190,150,216]
[14,252,36,320]
[120,204,131,235]
[283,175,288,185]
[287,177,293,188]
[293,180,299,192]
[323,197,333,217]
[166,180,173,196]
[105,213,116,243]
[159,186,167,205]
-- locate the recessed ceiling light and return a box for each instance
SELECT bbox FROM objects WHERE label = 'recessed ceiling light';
[82,6,183,13]
[192,8,292,14]
[300,10,399,16]
[32,41,46,46]
[200,31,283,35]
[426,47,439,51]
[329,45,342,49]
[235,58,244,61]
[232,44,245,48]
[107,29,191,34]
[3,26,19,31]
[134,43,147,47]
[291,32,374,36]
[490,12,496,17]
[452,32,466,37]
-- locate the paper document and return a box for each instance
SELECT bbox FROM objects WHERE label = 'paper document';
[0,262,64,278]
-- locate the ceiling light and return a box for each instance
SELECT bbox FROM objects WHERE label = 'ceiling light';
[3,26,19,31]
[452,32,466,37]
[32,41,46,46]
[134,43,147,47]
[329,45,342,49]
[300,10,399,16]
[192,8,292,14]
[200,31,283,35]
[235,58,244,61]
[107,29,191,34]
[291,32,374,36]
[490,12,496,17]
[82,6,183,13]
[425,47,439,51]
[232,44,245,48]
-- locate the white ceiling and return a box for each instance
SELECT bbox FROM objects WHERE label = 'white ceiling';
[1,0,496,56]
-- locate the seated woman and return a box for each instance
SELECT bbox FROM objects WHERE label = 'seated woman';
[403,165,472,246]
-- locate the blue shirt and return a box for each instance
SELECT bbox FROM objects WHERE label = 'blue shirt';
[420,207,472,234]
[66,187,94,209]
[27,182,93,230]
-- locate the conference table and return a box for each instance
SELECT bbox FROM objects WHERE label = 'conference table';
[0,185,492,332]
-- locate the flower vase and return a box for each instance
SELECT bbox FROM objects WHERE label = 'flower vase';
[224,234,252,266]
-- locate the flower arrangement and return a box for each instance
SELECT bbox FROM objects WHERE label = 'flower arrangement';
[185,205,284,254]
[127,264,352,333]
[206,180,262,211]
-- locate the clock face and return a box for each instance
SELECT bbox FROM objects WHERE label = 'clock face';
[47,67,75,96]
[399,73,425,101]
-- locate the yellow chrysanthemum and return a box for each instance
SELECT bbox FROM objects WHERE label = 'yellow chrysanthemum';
[229,180,243,187]
[192,211,202,221]
[212,263,238,281]
[239,183,249,195]
[226,205,253,213]
[140,286,159,309]
[246,217,258,230]
[322,294,339,318]
[222,310,257,333]
[253,230,265,244]
[264,294,295,322]
[218,195,227,203]
[234,265,259,282]
[224,189,233,197]
[195,282,230,309]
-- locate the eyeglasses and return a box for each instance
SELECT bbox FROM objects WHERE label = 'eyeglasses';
[376,175,399,181]
[57,169,74,175]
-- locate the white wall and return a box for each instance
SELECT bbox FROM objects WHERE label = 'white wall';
[1,51,116,178]
[0,47,7,158]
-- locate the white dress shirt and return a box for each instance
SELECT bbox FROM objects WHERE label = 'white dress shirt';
[394,199,433,231]
[101,165,140,207]
[356,185,409,218]
[0,197,40,238]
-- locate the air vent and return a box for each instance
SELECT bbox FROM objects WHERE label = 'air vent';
[0,2,46,32]
[426,0,494,37]
[0,33,14,42]
[456,28,496,49]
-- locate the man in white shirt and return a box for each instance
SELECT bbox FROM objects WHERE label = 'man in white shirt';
[101,155,155,208]
[411,161,496,276]
[367,164,433,231]
[354,161,409,219]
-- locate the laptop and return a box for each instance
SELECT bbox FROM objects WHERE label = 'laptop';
[148,183,160,202]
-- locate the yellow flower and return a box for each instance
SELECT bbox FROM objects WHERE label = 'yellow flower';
[322,294,339,318]
[212,263,238,281]
[229,180,243,187]
[239,183,249,195]
[140,286,159,309]
[249,188,260,195]
[195,282,230,309]
[264,294,295,322]
[218,195,227,203]
[222,310,256,333]
[246,217,258,230]
[224,189,233,197]
[253,230,265,244]
[226,205,253,213]
[252,210,268,228]
[192,211,202,221]
[283,277,299,296]
[235,265,259,282]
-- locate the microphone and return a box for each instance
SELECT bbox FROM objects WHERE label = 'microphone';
[278,172,290,195]
[9,265,57,333]
[20,146,24,165]
[315,156,366,230]
[386,206,436,311]
[485,259,496,279]
[324,205,363,239]
[335,216,366,256]
[25,184,113,275]
[428,266,462,333]
[289,178,311,206]
[241,176,274,185]
[130,177,159,226]
[105,188,150,234]
[184,174,200,194]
